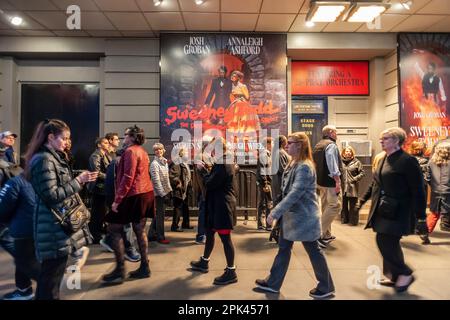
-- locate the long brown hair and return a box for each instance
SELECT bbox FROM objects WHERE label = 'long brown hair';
[24,119,70,180]
[288,132,313,166]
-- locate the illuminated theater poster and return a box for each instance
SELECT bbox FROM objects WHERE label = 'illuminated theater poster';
[160,33,287,163]
[399,33,449,154]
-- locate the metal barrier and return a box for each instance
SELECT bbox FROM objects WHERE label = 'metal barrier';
[187,168,259,222]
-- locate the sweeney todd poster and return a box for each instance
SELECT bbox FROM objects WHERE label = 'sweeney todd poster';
[160,33,287,163]
[399,33,449,154]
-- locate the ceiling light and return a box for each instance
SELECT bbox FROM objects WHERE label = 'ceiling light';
[306,1,351,23]
[10,16,23,26]
[401,0,412,10]
[345,3,388,22]
[195,0,205,4]
[153,0,162,6]
[306,21,316,27]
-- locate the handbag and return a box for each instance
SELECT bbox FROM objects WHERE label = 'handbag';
[51,193,91,235]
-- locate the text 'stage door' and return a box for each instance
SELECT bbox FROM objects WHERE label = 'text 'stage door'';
[291,98,328,148]
[20,83,100,169]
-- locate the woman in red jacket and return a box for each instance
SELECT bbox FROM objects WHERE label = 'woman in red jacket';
[102,125,154,284]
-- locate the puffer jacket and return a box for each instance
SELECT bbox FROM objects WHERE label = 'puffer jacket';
[150,156,172,197]
[30,146,90,262]
[0,174,36,238]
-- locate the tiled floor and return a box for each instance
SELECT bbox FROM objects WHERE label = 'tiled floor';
[0,217,449,300]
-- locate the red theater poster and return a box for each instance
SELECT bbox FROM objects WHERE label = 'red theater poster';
[291,61,369,95]
[160,33,287,162]
[399,33,450,154]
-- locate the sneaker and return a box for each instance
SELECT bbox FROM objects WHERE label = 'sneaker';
[257,226,265,230]
[322,236,336,244]
[255,279,279,293]
[195,235,206,245]
[102,267,125,284]
[213,268,238,285]
[265,226,272,232]
[157,239,170,245]
[309,288,335,299]
[73,246,90,270]
[182,225,194,230]
[171,227,183,232]
[100,238,114,253]
[317,239,327,249]
[3,287,34,300]
[125,247,141,262]
[190,256,209,273]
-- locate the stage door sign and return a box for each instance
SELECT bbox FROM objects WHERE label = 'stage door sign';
[291,100,326,148]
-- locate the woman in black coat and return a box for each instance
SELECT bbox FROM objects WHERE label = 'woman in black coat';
[190,137,238,286]
[24,119,98,300]
[358,127,427,293]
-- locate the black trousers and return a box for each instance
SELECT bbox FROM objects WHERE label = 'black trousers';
[341,195,358,225]
[14,238,41,290]
[149,196,166,240]
[172,197,190,229]
[36,255,68,300]
[376,233,413,281]
[89,194,108,242]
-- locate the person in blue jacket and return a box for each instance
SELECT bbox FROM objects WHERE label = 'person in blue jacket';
[0,173,40,300]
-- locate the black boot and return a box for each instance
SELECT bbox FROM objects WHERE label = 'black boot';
[213,267,238,285]
[128,261,151,279]
[102,265,125,284]
[190,256,209,273]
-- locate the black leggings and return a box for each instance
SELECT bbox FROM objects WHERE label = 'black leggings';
[203,228,235,268]
[108,219,148,268]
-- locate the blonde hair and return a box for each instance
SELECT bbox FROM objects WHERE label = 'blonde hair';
[381,127,407,146]
[288,132,313,166]
[341,146,355,159]
[410,140,427,156]
[152,142,165,151]
[372,151,386,173]
[431,142,450,166]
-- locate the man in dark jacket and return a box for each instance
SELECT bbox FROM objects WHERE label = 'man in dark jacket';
[204,66,232,110]
[256,137,273,230]
[88,137,111,243]
[169,148,192,231]
[0,174,40,300]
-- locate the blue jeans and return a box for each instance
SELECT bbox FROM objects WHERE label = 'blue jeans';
[266,229,335,292]
[0,225,15,256]
[196,194,206,240]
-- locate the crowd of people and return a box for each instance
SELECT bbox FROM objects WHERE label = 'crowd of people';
[0,121,449,300]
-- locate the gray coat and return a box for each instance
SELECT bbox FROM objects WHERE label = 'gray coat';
[342,158,364,198]
[270,161,321,242]
[427,161,450,214]
[30,146,89,262]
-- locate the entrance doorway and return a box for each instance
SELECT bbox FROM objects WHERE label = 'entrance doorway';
[20,83,100,169]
